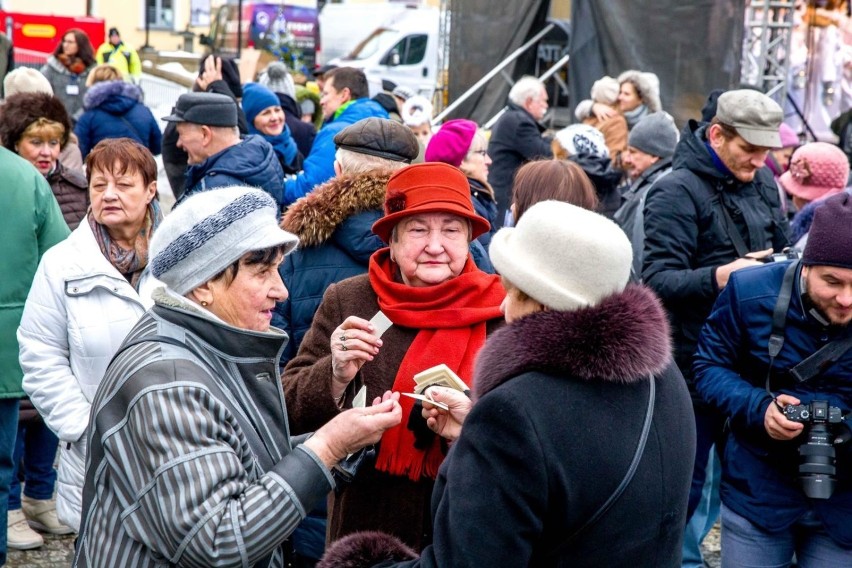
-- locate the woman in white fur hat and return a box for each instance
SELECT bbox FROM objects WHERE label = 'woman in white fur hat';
[320,200,696,568]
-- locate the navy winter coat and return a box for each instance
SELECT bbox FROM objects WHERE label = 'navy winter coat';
[642,120,790,388]
[183,135,285,206]
[469,177,497,249]
[282,98,388,206]
[694,261,852,547]
[74,80,162,157]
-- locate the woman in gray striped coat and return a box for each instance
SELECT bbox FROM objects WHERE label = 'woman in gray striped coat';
[73,186,401,567]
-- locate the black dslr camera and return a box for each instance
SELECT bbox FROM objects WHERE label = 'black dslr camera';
[762,249,803,263]
[784,400,844,499]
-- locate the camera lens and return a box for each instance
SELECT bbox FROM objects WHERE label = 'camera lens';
[798,423,836,499]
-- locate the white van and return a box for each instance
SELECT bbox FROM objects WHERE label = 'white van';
[328,7,440,99]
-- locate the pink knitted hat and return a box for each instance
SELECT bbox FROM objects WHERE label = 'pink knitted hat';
[778,123,799,149]
[424,119,478,167]
[780,142,850,203]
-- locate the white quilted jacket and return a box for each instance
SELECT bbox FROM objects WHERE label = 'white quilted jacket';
[18,220,157,531]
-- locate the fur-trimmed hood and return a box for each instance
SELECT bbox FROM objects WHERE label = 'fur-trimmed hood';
[282,170,393,247]
[83,79,142,112]
[474,284,671,399]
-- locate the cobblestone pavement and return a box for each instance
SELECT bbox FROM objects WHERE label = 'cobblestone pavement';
[6,533,74,567]
[4,523,722,567]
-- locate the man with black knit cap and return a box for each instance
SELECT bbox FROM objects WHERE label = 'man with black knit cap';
[694,191,852,565]
[614,111,679,280]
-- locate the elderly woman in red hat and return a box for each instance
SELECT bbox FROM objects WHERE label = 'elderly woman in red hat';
[282,162,504,551]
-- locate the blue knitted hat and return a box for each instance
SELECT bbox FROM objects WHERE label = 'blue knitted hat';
[242,83,281,133]
[150,186,298,295]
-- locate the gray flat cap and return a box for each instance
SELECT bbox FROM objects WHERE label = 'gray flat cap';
[162,92,238,127]
[334,117,419,163]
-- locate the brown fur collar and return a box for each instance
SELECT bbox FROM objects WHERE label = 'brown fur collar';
[474,285,672,399]
[281,170,393,247]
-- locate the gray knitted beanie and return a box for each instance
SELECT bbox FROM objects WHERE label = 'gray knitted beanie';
[150,187,298,295]
[627,112,679,159]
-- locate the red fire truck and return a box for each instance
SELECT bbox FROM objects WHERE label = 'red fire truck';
[0,11,105,66]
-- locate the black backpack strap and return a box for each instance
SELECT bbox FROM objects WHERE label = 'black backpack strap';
[549,375,656,557]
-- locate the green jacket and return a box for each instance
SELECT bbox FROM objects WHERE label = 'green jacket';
[0,148,69,398]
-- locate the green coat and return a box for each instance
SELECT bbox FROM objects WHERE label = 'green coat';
[0,148,70,398]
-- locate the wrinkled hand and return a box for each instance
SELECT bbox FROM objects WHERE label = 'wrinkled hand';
[592,102,617,122]
[196,56,224,91]
[305,391,402,468]
[765,394,805,441]
[421,387,472,442]
[330,316,382,392]
[715,248,772,288]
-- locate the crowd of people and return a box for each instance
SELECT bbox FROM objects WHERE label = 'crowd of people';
[0,22,851,568]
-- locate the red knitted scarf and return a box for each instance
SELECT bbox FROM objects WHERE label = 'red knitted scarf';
[369,248,504,480]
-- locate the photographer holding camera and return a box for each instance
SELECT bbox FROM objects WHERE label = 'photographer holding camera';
[694,192,852,566]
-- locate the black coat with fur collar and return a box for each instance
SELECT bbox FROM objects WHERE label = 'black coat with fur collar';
[320,285,696,568]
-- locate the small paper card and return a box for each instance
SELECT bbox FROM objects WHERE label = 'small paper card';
[400,392,449,410]
[352,385,367,409]
[369,310,393,338]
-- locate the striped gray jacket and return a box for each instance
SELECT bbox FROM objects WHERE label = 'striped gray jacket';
[73,298,334,567]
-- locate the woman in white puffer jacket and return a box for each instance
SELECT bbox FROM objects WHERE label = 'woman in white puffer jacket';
[17,138,162,531]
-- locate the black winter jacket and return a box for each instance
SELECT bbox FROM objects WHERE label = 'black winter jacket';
[642,120,790,389]
[486,102,552,228]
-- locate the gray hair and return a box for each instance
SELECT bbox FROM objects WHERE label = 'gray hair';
[508,76,545,106]
[334,148,410,175]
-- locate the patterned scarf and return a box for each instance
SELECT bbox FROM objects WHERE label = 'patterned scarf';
[57,53,88,75]
[88,199,163,290]
[369,248,504,480]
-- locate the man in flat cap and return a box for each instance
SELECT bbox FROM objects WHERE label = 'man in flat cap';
[163,92,286,207]
[642,89,791,530]
[282,67,388,207]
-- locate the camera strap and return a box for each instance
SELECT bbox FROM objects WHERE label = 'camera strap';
[548,374,655,558]
[765,260,800,396]
[715,191,751,258]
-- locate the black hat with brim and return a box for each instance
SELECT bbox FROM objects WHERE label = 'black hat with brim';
[162,92,238,128]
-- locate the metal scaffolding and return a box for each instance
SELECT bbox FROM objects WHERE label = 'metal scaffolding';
[740,0,797,101]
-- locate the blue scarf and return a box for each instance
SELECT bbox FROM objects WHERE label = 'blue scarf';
[249,123,298,169]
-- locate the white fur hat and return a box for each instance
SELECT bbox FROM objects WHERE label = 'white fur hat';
[4,68,53,98]
[402,95,433,127]
[618,70,661,113]
[489,200,632,311]
[590,76,619,105]
[150,186,298,295]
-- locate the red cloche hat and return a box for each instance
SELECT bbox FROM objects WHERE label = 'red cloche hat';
[371,162,491,243]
